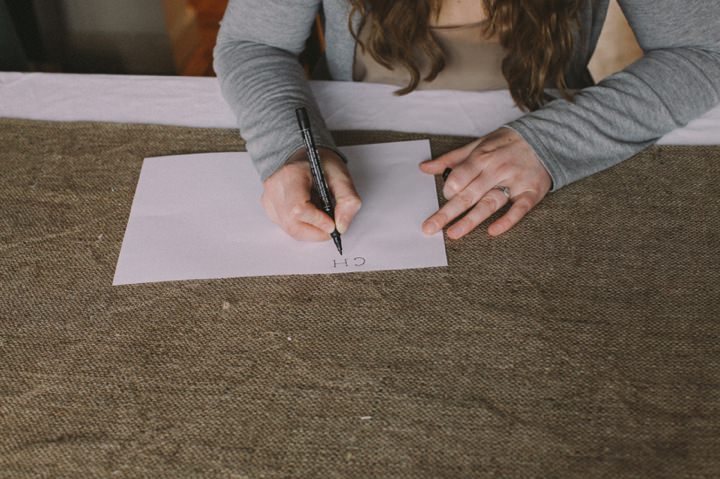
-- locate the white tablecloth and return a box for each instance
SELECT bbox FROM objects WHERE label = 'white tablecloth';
[1,72,719,145]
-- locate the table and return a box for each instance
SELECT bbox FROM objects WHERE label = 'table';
[1,74,719,478]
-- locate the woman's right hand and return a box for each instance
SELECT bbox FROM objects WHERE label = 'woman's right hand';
[261,147,362,241]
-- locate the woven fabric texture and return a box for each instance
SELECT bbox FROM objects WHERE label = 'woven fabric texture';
[1,118,719,478]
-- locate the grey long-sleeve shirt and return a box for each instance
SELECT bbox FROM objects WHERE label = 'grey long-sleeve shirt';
[213,0,720,190]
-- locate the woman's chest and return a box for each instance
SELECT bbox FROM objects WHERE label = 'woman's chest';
[432,0,488,27]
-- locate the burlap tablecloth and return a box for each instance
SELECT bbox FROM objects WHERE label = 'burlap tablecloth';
[1,118,719,478]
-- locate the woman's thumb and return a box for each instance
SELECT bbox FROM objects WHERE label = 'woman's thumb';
[326,168,362,234]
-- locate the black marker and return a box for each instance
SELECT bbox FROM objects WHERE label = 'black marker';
[442,167,452,182]
[295,107,343,255]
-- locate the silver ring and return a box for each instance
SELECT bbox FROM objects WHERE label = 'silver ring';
[493,185,511,200]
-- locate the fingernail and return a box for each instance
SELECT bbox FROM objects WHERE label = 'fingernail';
[420,158,436,169]
[422,221,437,235]
[336,222,347,234]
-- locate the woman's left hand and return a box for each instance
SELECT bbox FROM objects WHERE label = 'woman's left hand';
[420,127,552,239]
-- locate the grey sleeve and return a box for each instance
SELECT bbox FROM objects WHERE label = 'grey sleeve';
[504,0,720,191]
[213,0,344,182]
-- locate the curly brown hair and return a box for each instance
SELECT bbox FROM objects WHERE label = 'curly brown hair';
[349,0,582,111]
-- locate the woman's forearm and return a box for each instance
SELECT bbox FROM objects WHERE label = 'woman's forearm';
[504,0,720,191]
[213,0,342,181]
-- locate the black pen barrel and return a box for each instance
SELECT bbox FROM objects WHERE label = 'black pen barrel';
[295,107,343,254]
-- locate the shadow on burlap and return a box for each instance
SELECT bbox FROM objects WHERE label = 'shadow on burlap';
[0,118,719,478]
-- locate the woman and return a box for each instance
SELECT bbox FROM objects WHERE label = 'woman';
[214,0,720,241]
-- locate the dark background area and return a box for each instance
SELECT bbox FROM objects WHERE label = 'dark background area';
[0,0,324,76]
[0,0,641,82]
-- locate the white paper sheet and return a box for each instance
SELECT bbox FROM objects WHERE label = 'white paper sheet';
[113,140,448,285]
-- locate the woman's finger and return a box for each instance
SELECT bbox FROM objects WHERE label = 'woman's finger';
[291,202,335,234]
[488,192,537,236]
[447,189,509,239]
[422,174,496,235]
[442,150,491,199]
[325,164,362,234]
[285,219,334,242]
[419,138,483,175]
[333,195,362,234]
